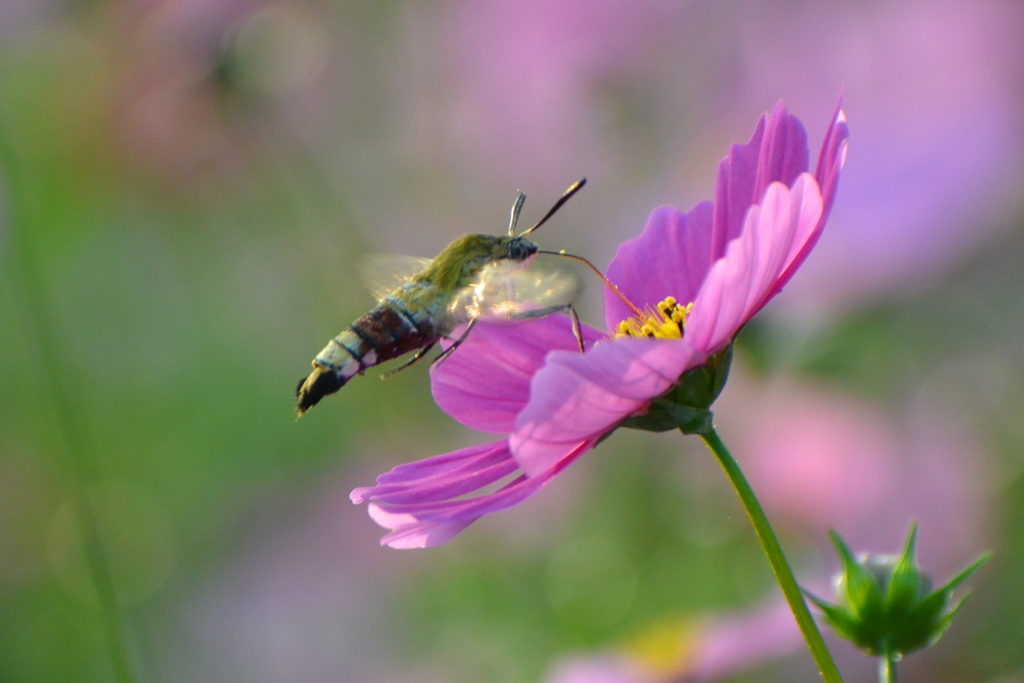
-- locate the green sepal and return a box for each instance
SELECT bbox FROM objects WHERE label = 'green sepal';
[709,344,733,404]
[911,589,950,630]
[830,531,883,620]
[886,522,924,612]
[619,344,732,437]
[933,552,991,596]
[620,399,713,435]
[930,595,971,646]
[804,590,861,641]
[664,345,733,410]
[891,590,950,654]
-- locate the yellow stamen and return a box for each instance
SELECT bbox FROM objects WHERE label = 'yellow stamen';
[614,296,691,340]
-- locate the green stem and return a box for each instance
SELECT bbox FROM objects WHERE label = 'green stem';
[698,425,844,683]
[0,125,136,683]
[879,645,898,683]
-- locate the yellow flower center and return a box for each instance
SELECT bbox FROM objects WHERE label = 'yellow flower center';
[624,615,700,678]
[615,296,692,339]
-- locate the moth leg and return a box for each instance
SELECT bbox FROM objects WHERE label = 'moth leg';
[567,304,585,353]
[507,304,566,320]
[380,342,436,380]
[509,304,586,354]
[432,319,478,369]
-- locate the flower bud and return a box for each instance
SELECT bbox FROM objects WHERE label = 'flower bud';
[806,523,989,658]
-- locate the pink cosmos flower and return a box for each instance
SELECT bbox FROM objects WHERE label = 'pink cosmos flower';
[351,101,849,548]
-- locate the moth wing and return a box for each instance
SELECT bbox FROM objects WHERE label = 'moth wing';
[447,260,578,322]
[359,255,432,301]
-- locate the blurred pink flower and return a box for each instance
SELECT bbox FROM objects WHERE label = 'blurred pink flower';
[544,601,800,683]
[112,0,254,182]
[161,472,408,683]
[544,654,653,683]
[0,0,58,41]
[722,378,989,571]
[442,0,683,184]
[111,0,330,187]
[351,101,847,548]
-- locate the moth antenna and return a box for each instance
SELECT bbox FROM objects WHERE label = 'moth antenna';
[537,248,644,319]
[508,192,526,236]
[519,178,586,236]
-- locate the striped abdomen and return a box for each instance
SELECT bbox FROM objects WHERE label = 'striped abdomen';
[296,292,440,415]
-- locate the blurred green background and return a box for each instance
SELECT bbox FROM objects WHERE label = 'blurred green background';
[2,1,1024,682]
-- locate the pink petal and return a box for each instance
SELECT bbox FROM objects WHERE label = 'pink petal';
[711,102,810,260]
[359,439,590,549]
[753,101,811,210]
[815,96,850,223]
[512,337,705,477]
[367,505,476,549]
[711,113,764,258]
[603,201,715,332]
[350,441,518,505]
[766,98,850,301]
[686,175,824,355]
[430,316,602,433]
